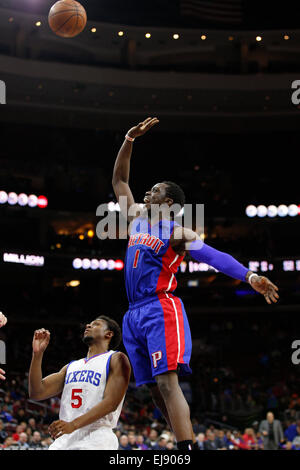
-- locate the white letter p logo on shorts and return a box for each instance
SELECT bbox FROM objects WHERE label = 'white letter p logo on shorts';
[152,351,162,368]
[0,81,6,104]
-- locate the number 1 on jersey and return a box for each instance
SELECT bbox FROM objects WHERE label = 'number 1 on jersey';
[133,249,140,269]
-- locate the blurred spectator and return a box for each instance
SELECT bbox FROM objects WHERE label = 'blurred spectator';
[195,432,205,450]
[2,436,14,449]
[204,430,219,450]
[0,419,8,444]
[16,432,29,450]
[166,440,175,450]
[284,420,300,442]
[145,429,159,449]
[216,429,229,450]
[242,428,258,450]
[29,431,44,449]
[259,412,284,450]
[155,437,168,450]
[119,434,131,450]
[292,436,300,450]
[136,434,149,450]
[128,433,139,450]
[0,405,14,423]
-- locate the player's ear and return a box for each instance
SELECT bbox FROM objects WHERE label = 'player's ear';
[105,330,114,342]
[166,198,173,207]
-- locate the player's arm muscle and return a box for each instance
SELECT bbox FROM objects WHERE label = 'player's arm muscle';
[170,226,200,255]
[72,352,131,431]
[112,139,135,209]
[29,363,67,401]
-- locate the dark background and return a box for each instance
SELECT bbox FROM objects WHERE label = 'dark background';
[0,0,299,430]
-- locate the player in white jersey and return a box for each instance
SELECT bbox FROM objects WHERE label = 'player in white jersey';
[28,315,131,450]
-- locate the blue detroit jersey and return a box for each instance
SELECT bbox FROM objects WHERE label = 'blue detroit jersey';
[124,217,184,305]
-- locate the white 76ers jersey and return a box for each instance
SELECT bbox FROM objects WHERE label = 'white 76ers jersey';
[59,350,124,430]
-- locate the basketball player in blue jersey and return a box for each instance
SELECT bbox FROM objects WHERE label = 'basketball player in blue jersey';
[28,316,131,450]
[112,117,279,451]
[0,312,7,381]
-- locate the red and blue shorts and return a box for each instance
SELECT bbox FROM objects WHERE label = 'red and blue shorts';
[122,292,192,387]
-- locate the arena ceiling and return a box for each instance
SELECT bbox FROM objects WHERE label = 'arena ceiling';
[1,0,299,30]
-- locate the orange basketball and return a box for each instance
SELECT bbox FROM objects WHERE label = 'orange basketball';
[48,0,87,38]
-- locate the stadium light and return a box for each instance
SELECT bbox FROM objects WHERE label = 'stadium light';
[0,191,48,209]
[72,258,124,271]
[37,195,48,208]
[66,280,80,287]
[8,192,18,205]
[87,229,94,238]
[257,205,267,217]
[246,203,299,217]
[277,204,288,217]
[288,204,298,216]
[18,193,28,206]
[245,205,257,217]
[267,205,277,217]
[0,191,8,204]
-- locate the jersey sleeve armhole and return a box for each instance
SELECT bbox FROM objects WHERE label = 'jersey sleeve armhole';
[65,360,75,373]
[106,351,119,380]
[169,224,186,259]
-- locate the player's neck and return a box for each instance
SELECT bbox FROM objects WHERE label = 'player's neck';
[148,211,172,225]
[86,343,109,359]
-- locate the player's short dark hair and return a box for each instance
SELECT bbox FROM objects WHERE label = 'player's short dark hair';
[95,315,122,350]
[162,181,185,208]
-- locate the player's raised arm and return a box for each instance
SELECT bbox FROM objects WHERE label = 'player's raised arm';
[112,117,159,219]
[171,227,279,305]
[49,352,131,439]
[29,328,67,401]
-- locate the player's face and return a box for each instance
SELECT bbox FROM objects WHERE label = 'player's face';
[144,183,171,210]
[83,319,110,344]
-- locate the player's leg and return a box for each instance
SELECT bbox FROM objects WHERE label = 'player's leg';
[148,382,173,430]
[122,309,156,387]
[155,370,193,447]
[144,294,194,449]
[149,380,197,446]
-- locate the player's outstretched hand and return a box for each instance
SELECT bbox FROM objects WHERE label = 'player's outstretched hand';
[0,368,5,381]
[0,312,7,328]
[250,275,279,304]
[32,328,51,354]
[127,117,159,139]
[49,420,75,439]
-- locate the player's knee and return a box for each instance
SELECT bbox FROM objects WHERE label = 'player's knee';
[155,374,176,398]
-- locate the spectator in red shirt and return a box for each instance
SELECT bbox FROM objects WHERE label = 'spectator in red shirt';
[242,428,258,450]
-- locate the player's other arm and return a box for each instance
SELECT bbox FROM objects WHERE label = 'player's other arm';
[112,117,159,218]
[49,352,131,439]
[171,227,279,304]
[28,328,67,401]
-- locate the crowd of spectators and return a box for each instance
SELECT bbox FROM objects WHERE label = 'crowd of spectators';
[1,372,300,451]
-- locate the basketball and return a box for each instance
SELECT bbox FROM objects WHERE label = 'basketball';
[48,0,87,38]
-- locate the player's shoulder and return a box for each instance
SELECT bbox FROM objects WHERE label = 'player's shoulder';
[65,358,85,369]
[110,351,131,371]
[172,225,199,240]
